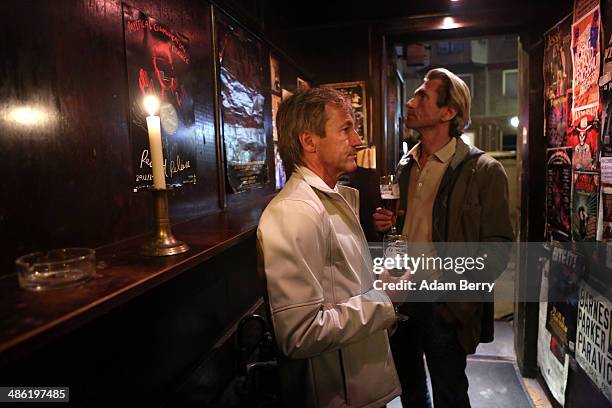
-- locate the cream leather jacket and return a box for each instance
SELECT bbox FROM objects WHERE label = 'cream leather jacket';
[257,166,401,408]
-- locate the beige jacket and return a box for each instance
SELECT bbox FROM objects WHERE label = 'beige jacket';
[257,166,401,408]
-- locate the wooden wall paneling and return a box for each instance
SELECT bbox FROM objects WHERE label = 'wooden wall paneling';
[0,0,220,277]
[0,236,264,404]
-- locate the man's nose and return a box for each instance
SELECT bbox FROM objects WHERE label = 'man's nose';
[406,97,416,109]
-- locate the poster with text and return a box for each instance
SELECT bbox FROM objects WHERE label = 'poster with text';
[572,170,600,241]
[217,15,268,192]
[571,5,601,130]
[546,96,570,148]
[575,282,612,403]
[538,259,570,405]
[544,16,573,100]
[547,148,573,241]
[123,4,198,189]
[546,245,584,355]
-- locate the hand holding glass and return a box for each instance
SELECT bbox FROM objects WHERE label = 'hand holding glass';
[379,175,400,235]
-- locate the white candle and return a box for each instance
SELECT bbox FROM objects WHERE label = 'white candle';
[143,96,166,189]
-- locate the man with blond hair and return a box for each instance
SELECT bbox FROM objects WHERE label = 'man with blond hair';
[374,68,514,407]
[258,88,401,407]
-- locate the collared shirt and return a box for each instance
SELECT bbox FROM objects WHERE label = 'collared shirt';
[402,137,457,242]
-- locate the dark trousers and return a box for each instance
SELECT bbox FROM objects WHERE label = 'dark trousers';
[390,306,471,408]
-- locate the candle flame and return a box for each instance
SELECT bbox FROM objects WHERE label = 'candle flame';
[143,95,160,116]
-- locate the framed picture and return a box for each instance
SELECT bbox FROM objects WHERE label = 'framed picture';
[216,13,268,193]
[321,81,368,146]
[270,53,281,94]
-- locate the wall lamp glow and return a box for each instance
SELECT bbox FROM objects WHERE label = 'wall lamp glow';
[7,106,50,127]
[441,17,459,29]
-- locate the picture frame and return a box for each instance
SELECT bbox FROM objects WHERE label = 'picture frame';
[321,81,369,146]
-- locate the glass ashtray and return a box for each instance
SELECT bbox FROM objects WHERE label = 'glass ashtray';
[16,248,96,291]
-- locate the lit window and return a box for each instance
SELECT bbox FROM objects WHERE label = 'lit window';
[503,69,518,97]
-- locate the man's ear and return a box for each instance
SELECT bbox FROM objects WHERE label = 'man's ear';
[441,105,457,123]
[299,131,318,153]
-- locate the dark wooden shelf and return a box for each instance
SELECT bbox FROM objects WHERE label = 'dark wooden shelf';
[0,193,275,365]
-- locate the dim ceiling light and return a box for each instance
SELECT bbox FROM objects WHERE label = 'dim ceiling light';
[510,116,519,128]
[7,106,49,127]
[441,17,459,29]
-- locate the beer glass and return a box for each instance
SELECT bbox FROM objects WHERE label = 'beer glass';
[379,175,400,235]
[380,175,409,323]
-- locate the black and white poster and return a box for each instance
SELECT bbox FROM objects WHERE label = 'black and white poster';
[575,282,612,403]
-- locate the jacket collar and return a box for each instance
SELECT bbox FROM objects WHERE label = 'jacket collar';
[408,137,457,165]
[400,136,484,170]
[294,166,339,194]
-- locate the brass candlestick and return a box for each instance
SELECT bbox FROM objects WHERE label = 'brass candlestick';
[141,188,190,256]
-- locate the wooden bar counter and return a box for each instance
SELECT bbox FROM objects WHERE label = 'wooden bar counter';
[0,194,274,405]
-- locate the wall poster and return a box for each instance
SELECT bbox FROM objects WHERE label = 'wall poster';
[570,4,601,170]
[123,3,198,190]
[321,81,369,146]
[575,282,612,403]
[547,148,573,241]
[538,260,570,405]
[544,16,573,148]
[216,14,268,192]
[546,245,584,357]
[572,170,600,241]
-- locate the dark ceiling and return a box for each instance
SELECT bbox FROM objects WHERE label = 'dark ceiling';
[263,0,573,39]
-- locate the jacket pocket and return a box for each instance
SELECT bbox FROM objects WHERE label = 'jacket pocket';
[461,205,481,241]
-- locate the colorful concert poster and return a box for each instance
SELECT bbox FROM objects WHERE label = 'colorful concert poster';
[572,170,600,241]
[547,148,573,241]
[545,97,570,147]
[216,15,268,192]
[544,16,573,100]
[546,244,584,355]
[567,115,599,169]
[571,5,601,125]
[123,4,198,190]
